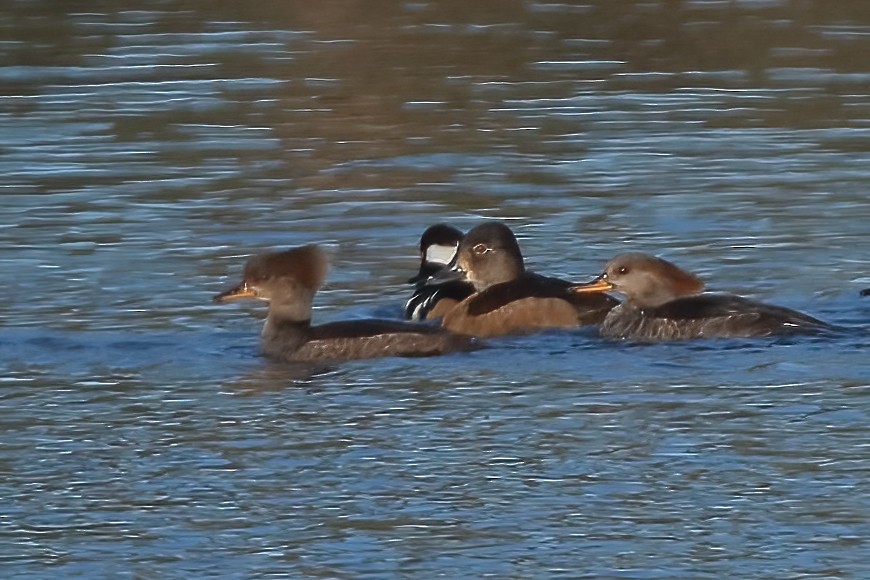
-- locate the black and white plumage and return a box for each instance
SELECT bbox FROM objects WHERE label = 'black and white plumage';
[404,224,474,321]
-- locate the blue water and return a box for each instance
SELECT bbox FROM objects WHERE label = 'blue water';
[1,2,869,577]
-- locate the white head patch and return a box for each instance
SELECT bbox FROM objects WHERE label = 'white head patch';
[425,243,457,266]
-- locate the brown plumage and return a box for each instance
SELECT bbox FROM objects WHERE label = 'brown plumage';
[572,252,831,340]
[442,277,614,337]
[214,245,478,361]
[434,222,617,337]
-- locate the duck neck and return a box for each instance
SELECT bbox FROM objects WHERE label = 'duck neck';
[263,315,311,337]
[262,295,314,340]
[262,313,312,357]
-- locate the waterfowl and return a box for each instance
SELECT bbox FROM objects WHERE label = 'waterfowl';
[571,252,831,340]
[433,222,617,338]
[214,245,478,361]
[404,224,474,321]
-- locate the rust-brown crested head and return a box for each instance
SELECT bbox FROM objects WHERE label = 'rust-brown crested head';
[577,252,704,308]
[213,245,328,304]
[243,245,328,291]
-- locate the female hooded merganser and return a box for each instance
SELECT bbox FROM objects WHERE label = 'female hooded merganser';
[404,224,474,321]
[432,222,618,338]
[214,245,478,361]
[571,252,831,340]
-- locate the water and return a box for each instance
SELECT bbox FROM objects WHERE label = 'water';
[2,1,869,577]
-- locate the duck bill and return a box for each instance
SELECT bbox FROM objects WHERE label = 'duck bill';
[213,281,257,303]
[571,277,614,294]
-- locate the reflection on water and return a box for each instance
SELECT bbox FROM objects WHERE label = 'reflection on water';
[1,1,869,576]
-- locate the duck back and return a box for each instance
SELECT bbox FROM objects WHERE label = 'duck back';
[601,294,831,341]
[266,319,478,361]
[443,273,617,337]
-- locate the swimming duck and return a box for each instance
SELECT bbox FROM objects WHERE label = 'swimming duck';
[404,223,474,321]
[571,252,831,340]
[214,245,478,361]
[432,221,617,337]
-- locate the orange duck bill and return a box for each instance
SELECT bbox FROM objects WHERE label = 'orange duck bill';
[570,276,614,293]
[213,281,257,303]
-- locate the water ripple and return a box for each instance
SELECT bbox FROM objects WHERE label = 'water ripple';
[1,1,869,577]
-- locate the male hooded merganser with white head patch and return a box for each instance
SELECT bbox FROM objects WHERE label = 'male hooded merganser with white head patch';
[571,252,831,340]
[431,222,617,338]
[404,224,474,321]
[214,245,478,361]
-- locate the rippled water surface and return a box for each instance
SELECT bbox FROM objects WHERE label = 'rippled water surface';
[2,1,869,577]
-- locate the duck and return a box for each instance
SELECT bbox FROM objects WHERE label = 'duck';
[404,223,474,321]
[571,252,832,340]
[431,221,618,337]
[213,245,478,361]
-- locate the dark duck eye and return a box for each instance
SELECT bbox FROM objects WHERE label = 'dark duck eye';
[617,265,630,275]
[472,243,490,255]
